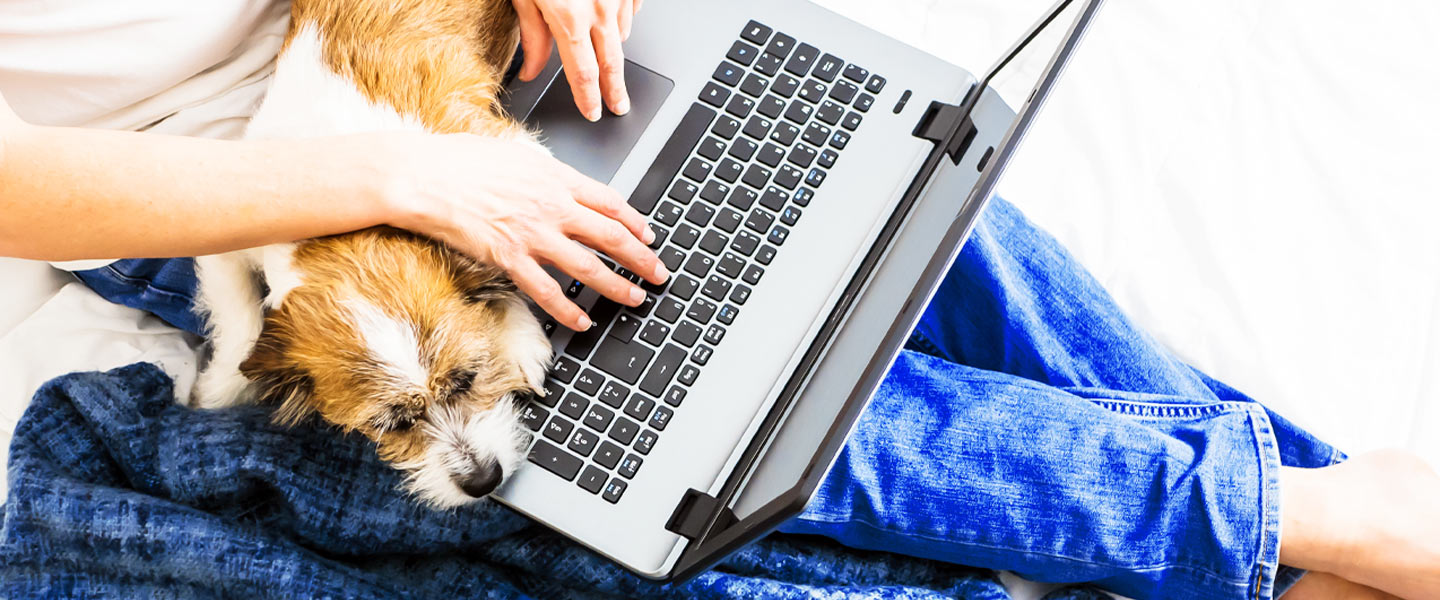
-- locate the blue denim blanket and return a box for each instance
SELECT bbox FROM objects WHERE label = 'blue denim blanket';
[1,362,1072,599]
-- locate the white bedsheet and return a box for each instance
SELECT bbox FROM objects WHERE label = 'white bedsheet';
[0,0,1436,593]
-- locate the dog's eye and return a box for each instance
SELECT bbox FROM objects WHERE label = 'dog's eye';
[448,369,476,398]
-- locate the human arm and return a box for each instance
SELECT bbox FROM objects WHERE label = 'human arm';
[512,0,641,120]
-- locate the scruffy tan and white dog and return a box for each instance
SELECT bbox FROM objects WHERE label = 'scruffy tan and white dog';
[192,0,551,507]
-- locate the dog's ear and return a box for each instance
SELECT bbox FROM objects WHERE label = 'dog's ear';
[239,322,315,426]
[446,252,518,304]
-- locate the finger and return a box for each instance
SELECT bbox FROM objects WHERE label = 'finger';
[555,24,604,121]
[591,23,630,115]
[541,236,646,308]
[569,174,653,246]
[619,0,634,40]
[514,0,554,81]
[510,257,592,331]
[633,0,644,14]
[565,204,666,286]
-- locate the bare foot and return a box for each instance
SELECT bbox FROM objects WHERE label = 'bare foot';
[1280,450,1440,599]
[1285,571,1402,600]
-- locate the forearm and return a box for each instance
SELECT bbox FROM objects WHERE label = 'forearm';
[0,119,396,261]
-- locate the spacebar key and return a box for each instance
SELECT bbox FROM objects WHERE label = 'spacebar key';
[627,103,716,215]
[639,344,687,396]
[528,439,583,481]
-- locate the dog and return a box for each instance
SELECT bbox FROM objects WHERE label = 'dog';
[192,0,552,508]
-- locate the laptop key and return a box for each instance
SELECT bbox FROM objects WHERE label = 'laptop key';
[674,321,702,347]
[658,247,685,272]
[717,304,739,326]
[714,208,744,233]
[742,116,772,140]
[713,61,744,86]
[683,253,714,278]
[568,428,599,458]
[699,82,730,108]
[813,53,843,82]
[830,130,851,150]
[757,143,785,167]
[787,145,817,169]
[682,158,711,183]
[668,180,698,204]
[784,43,819,76]
[755,52,783,76]
[866,74,887,94]
[629,294,656,318]
[654,298,684,324]
[520,403,548,431]
[783,100,813,124]
[743,263,765,285]
[670,275,699,300]
[565,302,621,360]
[610,313,641,342]
[639,344,686,396]
[729,137,759,161]
[634,431,658,455]
[691,344,713,366]
[742,165,772,189]
[678,364,700,386]
[740,20,772,45]
[650,406,675,431]
[759,186,787,211]
[699,230,728,256]
[717,252,746,278]
[712,115,740,139]
[671,223,699,249]
[757,95,786,120]
[730,284,752,305]
[756,245,777,266]
[843,64,869,83]
[559,393,588,419]
[598,381,628,408]
[724,95,754,119]
[700,180,729,204]
[702,274,732,301]
[540,381,563,407]
[687,298,718,323]
[704,324,726,345]
[726,40,759,66]
[654,201,684,226]
[543,417,573,444]
[684,203,715,228]
[618,454,643,478]
[590,336,657,385]
[816,100,843,125]
[744,209,775,234]
[739,73,767,97]
[731,230,761,256]
[768,226,790,247]
[805,168,827,188]
[793,187,815,206]
[771,122,800,146]
[781,206,802,226]
[855,93,875,113]
[552,357,580,383]
[609,417,640,444]
[665,385,688,407]
[602,478,627,503]
[627,103,714,215]
[841,111,862,131]
[639,320,671,345]
[771,74,800,98]
[577,465,606,493]
[766,32,796,58]
[726,186,757,211]
[716,159,744,183]
[829,80,859,104]
[595,441,624,469]
[584,404,616,431]
[802,123,831,146]
[623,394,656,421]
[697,137,726,161]
[799,79,827,103]
[529,439,582,481]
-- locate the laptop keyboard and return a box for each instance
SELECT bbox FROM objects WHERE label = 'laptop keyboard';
[522,19,887,504]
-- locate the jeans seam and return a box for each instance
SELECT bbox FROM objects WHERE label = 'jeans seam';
[98,264,195,301]
[1245,407,1283,600]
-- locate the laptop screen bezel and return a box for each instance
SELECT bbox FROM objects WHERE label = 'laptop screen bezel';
[667,0,1106,582]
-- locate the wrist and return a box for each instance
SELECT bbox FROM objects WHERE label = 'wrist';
[347,132,429,233]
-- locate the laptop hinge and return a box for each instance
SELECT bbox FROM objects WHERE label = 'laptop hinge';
[912,100,978,166]
[665,489,736,541]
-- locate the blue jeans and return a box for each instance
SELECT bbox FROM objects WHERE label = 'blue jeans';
[72,198,1340,599]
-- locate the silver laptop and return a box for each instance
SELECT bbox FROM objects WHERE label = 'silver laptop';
[496,0,1104,581]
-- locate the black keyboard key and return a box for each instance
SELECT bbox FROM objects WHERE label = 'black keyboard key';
[650,406,675,431]
[818,146,839,167]
[699,230,728,255]
[529,439,582,480]
[739,73,767,97]
[730,284,753,305]
[785,43,819,76]
[654,297,684,323]
[699,82,730,108]
[682,158,711,183]
[559,393,588,419]
[830,130,851,149]
[741,20,773,44]
[768,226,790,247]
[771,122,800,146]
[799,79,827,103]
[755,52,783,76]
[595,441,624,469]
[742,165,772,189]
[717,252,746,278]
[683,252,714,277]
[841,111,862,131]
[775,164,802,189]
[670,275,699,300]
[757,143,785,167]
[756,245,777,266]
[629,294,656,318]
[610,313,641,342]
[813,53,843,82]
[691,344,713,366]
[609,417,640,444]
[829,80,860,104]
[639,320,671,345]
[639,344,686,396]
[665,385,687,406]
[717,304,739,326]
[543,417,574,443]
[802,123,831,146]
[760,186,787,211]
[713,61,744,86]
[602,478,627,503]
[787,145,817,169]
[855,93,875,113]
[866,74,887,94]
[843,64,869,83]
[700,180,730,204]
[783,100,813,124]
[714,208,743,233]
[552,357,580,383]
[780,205,802,226]
[671,223,699,249]
[724,95,754,119]
[584,404,616,431]
[757,95,786,120]
[627,103,714,215]
[520,403,548,431]
[590,335,656,385]
[793,187,815,206]
[742,116,772,140]
[566,301,622,360]
[726,186,757,211]
[598,381,628,408]
[674,321,702,347]
[712,115,741,139]
[715,158,744,183]
[634,431,658,455]
[726,40,759,66]
[697,136,726,161]
[687,297,718,323]
[744,209,775,233]
[772,74,800,97]
[684,203,715,228]
[618,454,643,478]
[569,428,599,457]
[805,168,826,187]
[668,181,698,205]
[743,263,765,285]
[731,230,762,256]
[577,465,607,493]
[623,394,656,421]
[540,381,563,407]
[678,364,700,386]
[701,274,732,301]
[655,201,684,226]
[729,137,759,161]
[816,100,843,125]
[704,324,726,345]
[658,246,685,272]
[543,319,558,337]
[766,32,796,58]
[565,278,584,298]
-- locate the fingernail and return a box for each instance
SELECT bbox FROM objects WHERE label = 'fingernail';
[578,315,593,330]
[615,96,631,116]
[652,264,670,283]
[629,286,646,306]
[586,106,602,122]
[642,226,656,244]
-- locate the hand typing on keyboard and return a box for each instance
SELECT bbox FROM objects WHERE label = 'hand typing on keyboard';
[512,0,645,121]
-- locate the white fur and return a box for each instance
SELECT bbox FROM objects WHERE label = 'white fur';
[344,299,429,387]
[500,297,554,393]
[400,396,529,508]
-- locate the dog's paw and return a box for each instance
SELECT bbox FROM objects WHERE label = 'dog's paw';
[190,365,257,409]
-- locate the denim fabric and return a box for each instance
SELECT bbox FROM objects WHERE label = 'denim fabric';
[63,198,1341,599]
[72,258,206,336]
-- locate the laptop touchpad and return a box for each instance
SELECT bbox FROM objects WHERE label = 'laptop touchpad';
[525,60,673,184]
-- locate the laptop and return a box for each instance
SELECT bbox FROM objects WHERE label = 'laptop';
[496,0,1104,581]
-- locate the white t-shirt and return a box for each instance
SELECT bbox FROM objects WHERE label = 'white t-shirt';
[0,1,290,492]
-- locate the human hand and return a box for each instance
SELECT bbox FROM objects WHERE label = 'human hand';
[383,133,665,331]
[512,0,643,121]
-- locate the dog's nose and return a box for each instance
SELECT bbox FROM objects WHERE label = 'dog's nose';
[457,462,503,498]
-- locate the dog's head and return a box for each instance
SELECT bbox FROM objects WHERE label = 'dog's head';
[240,231,551,507]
